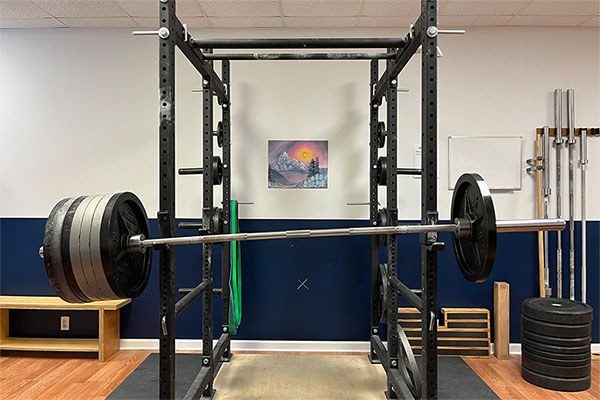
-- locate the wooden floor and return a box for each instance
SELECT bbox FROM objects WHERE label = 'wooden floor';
[0,351,597,399]
[0,351,150,400]
[465,355,599,400]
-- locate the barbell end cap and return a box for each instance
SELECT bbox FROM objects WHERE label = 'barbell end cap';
[129,234,145,253]
[38,246,44,259]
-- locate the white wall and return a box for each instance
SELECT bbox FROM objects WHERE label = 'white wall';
[1,26,598,220]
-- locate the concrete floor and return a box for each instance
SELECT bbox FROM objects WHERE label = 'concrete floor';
[214,354,388,400]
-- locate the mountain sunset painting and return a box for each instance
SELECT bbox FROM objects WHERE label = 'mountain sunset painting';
[268,140,328,189]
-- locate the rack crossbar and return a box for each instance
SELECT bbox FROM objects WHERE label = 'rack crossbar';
[371,335,415,399]
[203,52,395,60]
[391,277,423,310]
[190,37,406,49]
[175,280,210,316]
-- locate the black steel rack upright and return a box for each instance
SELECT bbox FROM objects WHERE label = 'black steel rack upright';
[157,0,441,398]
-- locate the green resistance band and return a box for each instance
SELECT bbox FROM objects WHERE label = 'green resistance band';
[228,199,242,334]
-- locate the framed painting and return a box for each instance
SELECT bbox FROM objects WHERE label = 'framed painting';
[268,140,328,189]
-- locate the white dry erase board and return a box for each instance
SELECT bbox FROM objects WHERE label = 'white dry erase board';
[448,136,522,190]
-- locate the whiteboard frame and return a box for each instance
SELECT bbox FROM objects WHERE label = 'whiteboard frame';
[447,135,523,191]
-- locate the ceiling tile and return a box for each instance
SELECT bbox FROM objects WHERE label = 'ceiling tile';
[200,1,279,17]
[520,1,599,16]
[0,1,51,19]
[282,0,363,17]
[181,16,211,27]
[116,0,204,18]
[33,1,128,18]
[134,15,210,28]
[579,14,599,26]
[439,15,513,26]
[359,15,420,27]
[438,0,530,16]
[59,16,137,27]
[209,16,282,27]
[0,17,64,28]
[363,0,421,16]
[132,16,156,27]
[507,15,589,25]
[284,16,358,27]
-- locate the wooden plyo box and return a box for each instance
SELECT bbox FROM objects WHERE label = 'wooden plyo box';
[0,296,130,361]
[399,307,491,356]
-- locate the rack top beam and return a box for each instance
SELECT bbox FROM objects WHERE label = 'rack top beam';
[190,37,406,49]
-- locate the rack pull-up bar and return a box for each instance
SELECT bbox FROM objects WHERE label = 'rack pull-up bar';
[203,52,396,61]
[189,37,406,49]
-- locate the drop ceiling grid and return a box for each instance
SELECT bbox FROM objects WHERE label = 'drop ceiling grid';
[0,0,598,29]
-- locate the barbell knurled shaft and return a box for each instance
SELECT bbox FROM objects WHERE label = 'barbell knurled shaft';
[132,218,565,251]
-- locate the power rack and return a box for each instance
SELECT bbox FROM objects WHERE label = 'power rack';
[156,0,445,398]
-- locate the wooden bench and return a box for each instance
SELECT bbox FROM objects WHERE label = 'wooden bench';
[0,296,130,361]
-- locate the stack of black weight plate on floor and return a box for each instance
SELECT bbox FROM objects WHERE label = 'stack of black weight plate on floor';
[521,297,593,392]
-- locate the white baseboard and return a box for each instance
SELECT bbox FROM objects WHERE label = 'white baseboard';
[120,340,600,354]
[120,339,370,353]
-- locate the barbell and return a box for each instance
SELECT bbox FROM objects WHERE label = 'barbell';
[40,173,564,303]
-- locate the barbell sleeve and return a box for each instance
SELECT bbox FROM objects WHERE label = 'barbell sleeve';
[128,218,565,252]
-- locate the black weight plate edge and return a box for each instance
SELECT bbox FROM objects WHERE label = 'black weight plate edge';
[213,156,223,185]
[522,337,590,355]
[377,156,387,186]
[522,297,593,324]
[378,263,389,323]
[60,196,93,302]
[397,324,422,399]
[100,192,151,299]
[522,357,590,379]
[377,121,386,148]
[522,315,592,338]
[522,329,591,347]
[43,197,83,303]
[521,367,590,392]
[216,121,223,147]
[522,344,591,361]
[450,173,497,283]
[522,349,591,368]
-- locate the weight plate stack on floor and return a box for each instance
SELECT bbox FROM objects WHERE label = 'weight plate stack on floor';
[520,297,593,392]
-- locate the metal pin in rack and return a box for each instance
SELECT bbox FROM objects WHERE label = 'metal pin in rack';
[132,27,170,39]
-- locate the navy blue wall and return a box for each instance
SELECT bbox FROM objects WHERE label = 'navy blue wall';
[1,218,598,342]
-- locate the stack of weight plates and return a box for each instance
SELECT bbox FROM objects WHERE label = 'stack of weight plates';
[521,297,593,392]
[43,192,151,303]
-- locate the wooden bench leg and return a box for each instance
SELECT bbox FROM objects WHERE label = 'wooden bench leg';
[99,309,120,362]
[0,309,8,341]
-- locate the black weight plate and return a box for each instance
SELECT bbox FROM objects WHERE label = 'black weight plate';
[522,297,593,324]
[521,367,590,392]
[522,329,591,347]
[522,357,590,378]
[376,208,389,246]
[522,344,591,361]
[522,337,590,355]
[216,121,224,148]
[522,349,590,368]
[43,197,85,303]
[60,196,93,302]
[522,315,591,338]
[212,156,223,185]
[377,121,386,148]
[100,192,151,299]
[451,173,496,283]
[376,156,387,186]
[397,324,422,399]
[378,264,389,323]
